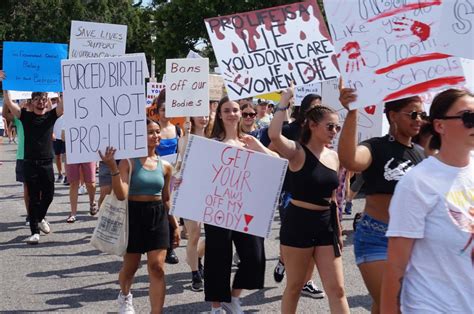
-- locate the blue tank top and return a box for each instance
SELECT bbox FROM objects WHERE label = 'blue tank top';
[128,158,164,196]
[155,137,178,156]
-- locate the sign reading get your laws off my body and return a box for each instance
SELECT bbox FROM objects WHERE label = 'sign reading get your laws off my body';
[205,0,339,100]
[69,21,127,58]
[323,0,466,109]
[61,54,149,164]
[165,58,210,117]
[171,135,288,238]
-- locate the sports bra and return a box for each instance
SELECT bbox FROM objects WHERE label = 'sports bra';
[155,137,178,156]
[128,158,164,196]
[287,145,339,206]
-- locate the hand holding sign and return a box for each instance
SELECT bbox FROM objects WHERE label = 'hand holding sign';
[0,70,5,81]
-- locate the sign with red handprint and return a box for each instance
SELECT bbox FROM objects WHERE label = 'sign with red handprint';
[204,0,339,100]
[324,0,467,109]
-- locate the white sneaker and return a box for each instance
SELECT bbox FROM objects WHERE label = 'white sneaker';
[26,234,40,244]
[39,219,51,234]
[118,291,135,314]
[78,185,87,195]
[222,297,244,314]
[210,306,224,314]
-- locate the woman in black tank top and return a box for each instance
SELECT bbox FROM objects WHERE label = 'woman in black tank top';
[269,89,349,314]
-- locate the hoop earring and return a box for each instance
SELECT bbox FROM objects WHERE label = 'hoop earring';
[388,122,397,142]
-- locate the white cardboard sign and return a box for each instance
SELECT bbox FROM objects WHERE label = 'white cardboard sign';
[324,0,466,109]
[69,20,127,59]
[171,135,288,238]
[9,91,59,100]
[61,54,149,164]
[209,74,226,101]
[165,58,210,117]
[205,0,339,100]
[295,82,322,106]
[146,82,165,107]
[438,1,474,60]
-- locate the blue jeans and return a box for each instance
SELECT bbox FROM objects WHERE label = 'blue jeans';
[353,214,388,265]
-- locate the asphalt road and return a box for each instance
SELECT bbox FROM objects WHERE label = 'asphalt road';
[0,140,371,313]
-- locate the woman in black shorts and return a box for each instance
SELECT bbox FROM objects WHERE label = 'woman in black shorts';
[100,119,180,313]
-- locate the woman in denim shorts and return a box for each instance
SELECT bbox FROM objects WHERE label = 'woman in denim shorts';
[338,87,426,313]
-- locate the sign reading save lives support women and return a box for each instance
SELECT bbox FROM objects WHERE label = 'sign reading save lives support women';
[3,42,68,92]
[61,54,149,164]
[205,0,339,100]
[171,135,288,238]
[165,58,210,117]
[69,21,127,59]
[323,0,466,109]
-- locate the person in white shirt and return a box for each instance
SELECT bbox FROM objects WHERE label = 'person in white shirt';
[382,88,474,313]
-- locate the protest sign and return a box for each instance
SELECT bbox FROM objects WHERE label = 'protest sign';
[205,0,339,100]
[61,53,149,164]
[9,91,59,100]
[3,42,68,92]
[146,82,165,107]
[324,0,466,109]
[165,58,209,117]
[69,21,127,59]
[171,135,287,238]
[437,1,474,60]
[209,74,226,101]
[321,79,384,148]
[295,82,322,106]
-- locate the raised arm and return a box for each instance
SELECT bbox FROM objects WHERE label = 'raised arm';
[55,93,64,117]
[337,84,372,172]
[2,99,14,122]
[268,88,299,161]
[99,147,129,201]
[3,90,21,119]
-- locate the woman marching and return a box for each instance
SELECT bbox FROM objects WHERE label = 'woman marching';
[268,88,349,314]
[99,119,180,314]
[337,83,426,313]
[381,89,474,313]
[202,96,278,314]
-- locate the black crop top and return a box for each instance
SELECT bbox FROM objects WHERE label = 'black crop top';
[360,135,425,195]
[287,145,339,206]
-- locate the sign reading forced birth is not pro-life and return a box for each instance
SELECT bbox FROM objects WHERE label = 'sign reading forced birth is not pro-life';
[204,0,339,100]
[171,135,288,238]
[61,53,149,164]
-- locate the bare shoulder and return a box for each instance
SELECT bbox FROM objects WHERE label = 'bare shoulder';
[161,159,173,174]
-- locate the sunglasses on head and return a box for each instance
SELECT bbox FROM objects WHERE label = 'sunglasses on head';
[326,123,342,132]
[437,111,474,128]
[401,111,428,120]
[242,112,257,118]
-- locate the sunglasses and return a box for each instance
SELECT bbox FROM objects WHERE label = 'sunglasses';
[242,112,257,118]
[401,111,428,120]
[437,111,474,128]
[326,123,342,132]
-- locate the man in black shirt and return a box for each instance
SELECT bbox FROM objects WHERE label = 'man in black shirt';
[4,90,63,244]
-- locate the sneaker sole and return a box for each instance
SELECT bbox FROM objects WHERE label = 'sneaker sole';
[301,290,325,299]
[190,286,203,292]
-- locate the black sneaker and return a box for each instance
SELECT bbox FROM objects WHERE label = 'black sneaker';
[353,213,362,232]
[273,259,285,283]
[198,258,204,279]
[25,216,30,226]
[165,249,179,264]
[191,272,203,292]
[301,280,325,299]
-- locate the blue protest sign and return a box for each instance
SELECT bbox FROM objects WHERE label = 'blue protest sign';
[2,42,68,92]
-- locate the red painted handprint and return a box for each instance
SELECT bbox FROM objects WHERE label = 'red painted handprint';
[393,17,431,41]
[336,41,366,73]
[224,67,250,88]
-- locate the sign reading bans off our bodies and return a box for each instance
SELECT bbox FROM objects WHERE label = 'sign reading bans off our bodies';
[205,0,339,100]
[61,54,149,164]
[171,135,288,238]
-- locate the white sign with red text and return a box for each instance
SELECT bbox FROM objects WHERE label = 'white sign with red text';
[171,135,287,238]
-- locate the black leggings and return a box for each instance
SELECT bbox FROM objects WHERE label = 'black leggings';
[24,159,55,235]
[204,224,265,303]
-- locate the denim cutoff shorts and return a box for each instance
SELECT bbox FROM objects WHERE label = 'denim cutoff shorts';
[353,214,388,265]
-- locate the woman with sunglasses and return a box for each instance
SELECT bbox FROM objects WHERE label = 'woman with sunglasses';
[204,96,277,314]
[240,103,258,136]
[338,85,426,313]
[381,88,474,313]
[269,89,349,314]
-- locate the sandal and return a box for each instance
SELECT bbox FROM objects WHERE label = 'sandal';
[90,203,99,216]
[66,215,76,223]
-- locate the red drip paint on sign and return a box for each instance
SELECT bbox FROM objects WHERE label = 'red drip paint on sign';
[375,53,451,74]
[243,214,254,232]
[367,0,442,23]
[383,76,466,102]
[231,42,239,54]
[300,31,307,40]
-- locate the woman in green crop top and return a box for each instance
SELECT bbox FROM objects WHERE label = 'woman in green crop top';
[100,119,180,314]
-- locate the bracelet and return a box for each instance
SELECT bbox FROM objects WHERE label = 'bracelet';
[275,105,289,112]
[111,171,120,177]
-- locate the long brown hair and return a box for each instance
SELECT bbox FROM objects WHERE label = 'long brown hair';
[210,96,244,140]
[239,103,257,133]
[300,105,336,145]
